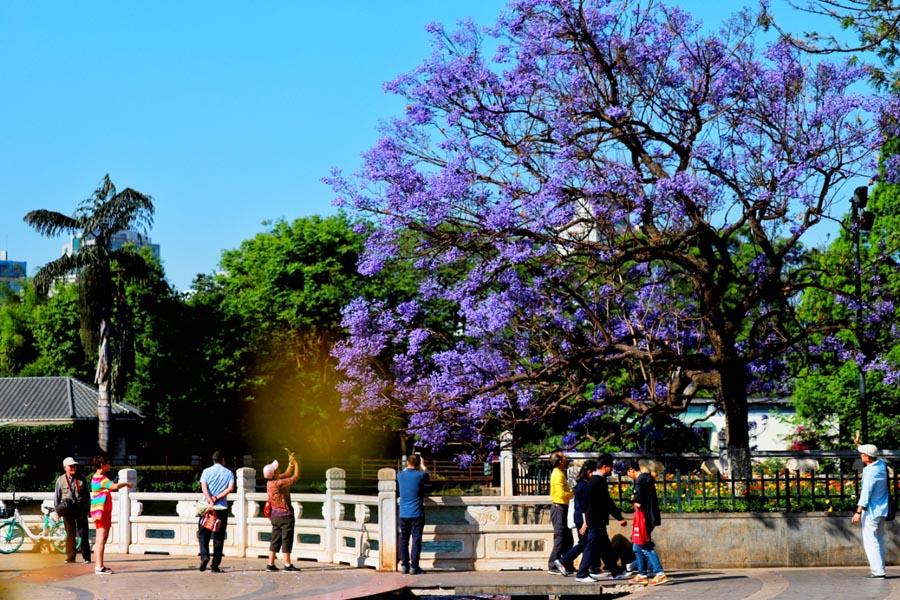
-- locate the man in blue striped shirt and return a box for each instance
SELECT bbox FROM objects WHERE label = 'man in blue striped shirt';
[851,444,889,579]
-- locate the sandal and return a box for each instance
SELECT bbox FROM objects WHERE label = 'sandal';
[94,566,113,575]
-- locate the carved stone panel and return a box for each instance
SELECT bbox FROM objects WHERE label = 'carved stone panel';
[464,506,500,526]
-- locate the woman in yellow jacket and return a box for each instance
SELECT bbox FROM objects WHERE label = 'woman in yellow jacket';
[547,451,574,574]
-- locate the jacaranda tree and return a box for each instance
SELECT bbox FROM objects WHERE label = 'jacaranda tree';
[329,0,898,475]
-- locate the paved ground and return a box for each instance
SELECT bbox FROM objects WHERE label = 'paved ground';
[0,553,898,599]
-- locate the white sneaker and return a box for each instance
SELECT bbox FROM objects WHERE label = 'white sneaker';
[575,576,598,583]
[553,559,570,577]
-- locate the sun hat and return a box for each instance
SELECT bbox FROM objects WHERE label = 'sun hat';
[263,459,279,479]
[62,457,78,467]
[857,444,880,458]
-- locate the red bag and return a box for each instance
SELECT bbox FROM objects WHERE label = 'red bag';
[263,501,271,518]
[632,508,650,544]
[200,509,221,533]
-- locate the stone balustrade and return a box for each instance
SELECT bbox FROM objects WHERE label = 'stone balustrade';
[3,467,895,570]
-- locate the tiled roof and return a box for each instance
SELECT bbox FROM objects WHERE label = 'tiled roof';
[0,377,143,421]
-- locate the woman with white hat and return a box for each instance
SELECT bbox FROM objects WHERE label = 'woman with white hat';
[264,451,299,572]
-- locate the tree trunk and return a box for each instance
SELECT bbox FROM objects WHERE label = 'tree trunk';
[720,361,752,479]
[98,382,111,452]
[95,318,112,453]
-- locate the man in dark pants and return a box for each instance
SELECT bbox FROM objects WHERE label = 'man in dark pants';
[198,451,235,572]
[397,454,429,574]
[55,457,91,563]
[576,454,627,583]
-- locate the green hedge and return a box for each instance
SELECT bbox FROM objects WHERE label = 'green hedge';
[0,424,75,491]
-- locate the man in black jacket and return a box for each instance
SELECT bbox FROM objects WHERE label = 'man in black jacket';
[575,454,627,583]
[54,457,91,563]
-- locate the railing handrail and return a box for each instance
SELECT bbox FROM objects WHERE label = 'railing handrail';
[245,492,325,502]
[333,494,379,504]
[424,495,547,506]
[517,450,900,460]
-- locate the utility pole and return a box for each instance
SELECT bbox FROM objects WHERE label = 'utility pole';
[850,186,874,443]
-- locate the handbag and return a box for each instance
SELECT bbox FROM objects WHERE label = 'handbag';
[200,509,222,532]
[55,476,77,517]
[632,508,650,545]
[887,491,897,522]
[55,498,74,517]
[263,501,272,518]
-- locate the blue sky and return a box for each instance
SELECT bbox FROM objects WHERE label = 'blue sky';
[1,1,852,291]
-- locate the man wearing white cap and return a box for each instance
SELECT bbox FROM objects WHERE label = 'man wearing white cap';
[54,457,91,564]
[851,444,889,579]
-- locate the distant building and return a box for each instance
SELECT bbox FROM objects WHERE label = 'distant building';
[62,229,160,261]
[0,376,143,459]
[679,397,801,452]
[0,251,27,292]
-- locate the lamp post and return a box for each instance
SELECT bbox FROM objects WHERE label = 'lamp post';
[850,186,874,443]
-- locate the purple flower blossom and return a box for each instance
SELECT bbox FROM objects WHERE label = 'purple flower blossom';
[327,0,899,457]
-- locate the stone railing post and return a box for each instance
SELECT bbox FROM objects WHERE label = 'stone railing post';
[377,468,397,571]
[235,467,255,558]
[117,468,137,553]
[323,467,346,564]
[499,430,514,496]
[717,429,730,477]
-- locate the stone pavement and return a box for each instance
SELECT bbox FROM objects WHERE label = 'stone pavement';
[0,553,898,599]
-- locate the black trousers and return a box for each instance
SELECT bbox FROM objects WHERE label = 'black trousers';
[577,525,619,578]
[561,526,599,572]
[63,510,91,562]
[269,514,295,553]
[398,516,424,569]
[198,509,229,567]
[548,503,573,569]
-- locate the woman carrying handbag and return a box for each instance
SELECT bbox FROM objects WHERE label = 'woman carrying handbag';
[626,460,668,586]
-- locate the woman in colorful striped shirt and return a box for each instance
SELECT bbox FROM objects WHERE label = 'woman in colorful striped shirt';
[90,452,133,575]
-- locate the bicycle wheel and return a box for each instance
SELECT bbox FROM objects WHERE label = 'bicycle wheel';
[49,520,68,553]
[0,522,25,554]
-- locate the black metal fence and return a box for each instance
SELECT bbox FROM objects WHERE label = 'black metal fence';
[514,451,900,513]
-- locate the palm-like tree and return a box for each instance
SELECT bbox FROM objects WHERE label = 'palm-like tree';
[24,175,156,452]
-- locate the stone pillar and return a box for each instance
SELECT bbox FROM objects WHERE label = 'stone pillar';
[499,430,514,496]
[235,467,255,558]
[377,468,398,571]
[717,429,730,477]
[324,467,346,563]
[117,468,137,553]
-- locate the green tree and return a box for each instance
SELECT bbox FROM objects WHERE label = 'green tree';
[202,214,415,459]
[794,140,900,448]
[0,284,38,376]
[24,175,156,451]
[21,282,90,378]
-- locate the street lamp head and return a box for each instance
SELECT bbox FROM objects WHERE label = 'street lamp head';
[852,186,868,209]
